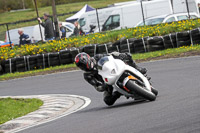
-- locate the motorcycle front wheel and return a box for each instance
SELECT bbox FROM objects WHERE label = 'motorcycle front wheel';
[151,86,158,96]
[125,80,156,101]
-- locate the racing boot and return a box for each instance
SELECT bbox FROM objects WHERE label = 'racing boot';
[123,53,147,75]
[103,91,121,106]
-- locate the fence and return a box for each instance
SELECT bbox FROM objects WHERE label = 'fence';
[0,20,42,46]
[0,10,78,45]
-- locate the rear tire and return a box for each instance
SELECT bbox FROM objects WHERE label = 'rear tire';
[126,80,156,101]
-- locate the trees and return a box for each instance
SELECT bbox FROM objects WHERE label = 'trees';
[0,0,30,11]
[0,0,95,12]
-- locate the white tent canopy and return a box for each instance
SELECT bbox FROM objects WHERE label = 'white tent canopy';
[66,4,95,23]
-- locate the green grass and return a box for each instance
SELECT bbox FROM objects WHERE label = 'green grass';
[0,98,43,125]
[132,44,200,61]
[0,63,76,81]
[0,44,200,81]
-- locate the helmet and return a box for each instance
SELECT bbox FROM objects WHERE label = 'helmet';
[75,52,94,71]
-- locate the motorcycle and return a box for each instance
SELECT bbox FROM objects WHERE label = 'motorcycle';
[97,55,158,101]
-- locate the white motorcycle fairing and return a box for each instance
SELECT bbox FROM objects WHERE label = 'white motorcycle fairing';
[98,55,155,99]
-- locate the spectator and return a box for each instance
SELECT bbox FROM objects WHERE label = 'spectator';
[59,22,66,39]
[37,13,54,41]
[71,21,85,36]
[18,28,31,45]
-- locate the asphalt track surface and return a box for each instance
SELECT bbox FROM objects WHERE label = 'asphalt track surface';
[0,56,200,133]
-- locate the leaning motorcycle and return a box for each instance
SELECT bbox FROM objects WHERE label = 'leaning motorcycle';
[97,55,158,101]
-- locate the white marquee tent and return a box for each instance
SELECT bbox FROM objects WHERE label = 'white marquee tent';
[65,4,95,23]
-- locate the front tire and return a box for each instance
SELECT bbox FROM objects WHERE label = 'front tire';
[126,80,156,101]
[151,86,158,96]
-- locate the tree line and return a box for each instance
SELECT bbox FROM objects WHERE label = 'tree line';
[0,0,94,13]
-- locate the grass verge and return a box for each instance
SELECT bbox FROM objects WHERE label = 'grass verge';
[133,45,200,62]
[0,98,43,125]
[0,45,200,81]
[0,64,76,81]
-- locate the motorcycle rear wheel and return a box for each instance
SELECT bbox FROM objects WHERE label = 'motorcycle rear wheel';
[126,80,156,101]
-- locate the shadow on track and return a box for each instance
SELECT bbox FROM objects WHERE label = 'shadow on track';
[79,99,149,113]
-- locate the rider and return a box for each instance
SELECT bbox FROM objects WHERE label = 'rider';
[75,52,147,106]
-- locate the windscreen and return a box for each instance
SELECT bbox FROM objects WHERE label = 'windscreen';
[97,56,109,70]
